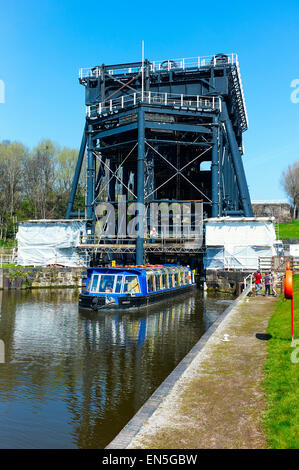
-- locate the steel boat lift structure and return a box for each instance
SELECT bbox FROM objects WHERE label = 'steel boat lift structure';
[66,53,253,265]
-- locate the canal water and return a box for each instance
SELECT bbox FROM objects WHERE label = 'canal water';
[0,288,234,449]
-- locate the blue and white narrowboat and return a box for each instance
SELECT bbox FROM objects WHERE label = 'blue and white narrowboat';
[79,264,196,311]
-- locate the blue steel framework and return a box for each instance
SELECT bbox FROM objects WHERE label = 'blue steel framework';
[66,53,253,264]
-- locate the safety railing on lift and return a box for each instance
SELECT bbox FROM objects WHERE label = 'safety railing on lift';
[149,53,237,72]
[86,91,221,117]
[79,53,238,79]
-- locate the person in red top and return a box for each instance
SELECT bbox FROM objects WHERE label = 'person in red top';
[254,271,263,295]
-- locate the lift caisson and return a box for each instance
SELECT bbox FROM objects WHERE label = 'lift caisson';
[66,53,253,265]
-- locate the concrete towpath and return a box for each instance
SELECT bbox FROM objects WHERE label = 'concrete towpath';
[122,293,278,449]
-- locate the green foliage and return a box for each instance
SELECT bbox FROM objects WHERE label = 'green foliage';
[0,139,83,240]
[276,221,299,239]
[263,274,299,448]
[0,239,15,249]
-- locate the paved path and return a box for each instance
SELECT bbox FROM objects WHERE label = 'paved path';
[127,294,278,449]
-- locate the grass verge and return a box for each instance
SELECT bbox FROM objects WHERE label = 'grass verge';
[263,274,299,448]
[276,220,299,239]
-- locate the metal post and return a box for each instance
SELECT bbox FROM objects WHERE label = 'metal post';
[211,117,219,217]
[136,106,145,264]
[141,40,144,102]
[86,126,96,239]
[218,126,223,216]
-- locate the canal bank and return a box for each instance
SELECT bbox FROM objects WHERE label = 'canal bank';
[0,266,85,289]
[107,289,278,449]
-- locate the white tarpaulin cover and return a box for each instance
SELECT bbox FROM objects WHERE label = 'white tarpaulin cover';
[16,220,88,267]
[204,218,277,270]
[289,245,299,257]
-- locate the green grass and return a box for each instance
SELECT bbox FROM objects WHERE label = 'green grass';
[263,274,299,448]
[276,220,299,239]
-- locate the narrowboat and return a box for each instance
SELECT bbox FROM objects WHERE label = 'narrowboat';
[79,264,196,311]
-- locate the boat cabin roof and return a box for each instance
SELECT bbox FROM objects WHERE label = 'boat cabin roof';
[87,264,189,276]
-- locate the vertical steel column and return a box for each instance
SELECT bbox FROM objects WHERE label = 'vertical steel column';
[136,106,145,265]
[65,123,87,219]
[221,102,253,217]
[86,125,96,238]
[211,117,219,217]
[218,126,223,216]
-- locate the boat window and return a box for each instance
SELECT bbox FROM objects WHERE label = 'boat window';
[147,274,155,293]
[123,275,140,294]
[86,278,92,292]
[98,274,115,293]
[115,275,123,293]
[168,273,173,288]
[155,273,161,291]
[161,272,168,289]
[90,274,99,292]
[174,273,179,286]
[180,271,184,284]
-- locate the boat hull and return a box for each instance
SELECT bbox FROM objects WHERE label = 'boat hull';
[79,284,196,312]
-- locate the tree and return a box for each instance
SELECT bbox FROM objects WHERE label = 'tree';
[281,160,299,219]
[0,138,81,240]
[0,141,29,239]
[22,139,59,218]
[56,147,78,193]
[54,147,85,218]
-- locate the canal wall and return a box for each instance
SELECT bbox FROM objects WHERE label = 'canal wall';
[106,286,251,449]
[205,269,247,294]
[0,266,85,289]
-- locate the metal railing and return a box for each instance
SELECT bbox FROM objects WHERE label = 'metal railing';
[149,54,237,72]
[86,91,221,117]
[258,257,273,272]
[42,254,90,268]
[80,52,248,131]
[235,56,248,128]
[0,254,14,267]
[79,53,238,79]
[243,273,253,291]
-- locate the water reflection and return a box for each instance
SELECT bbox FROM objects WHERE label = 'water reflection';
[0,288,234,448]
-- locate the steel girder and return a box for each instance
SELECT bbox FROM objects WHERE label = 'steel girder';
[66,102,253,261]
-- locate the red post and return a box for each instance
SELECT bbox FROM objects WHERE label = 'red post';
[284,264,294,341]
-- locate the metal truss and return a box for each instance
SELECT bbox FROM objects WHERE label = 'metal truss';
[144,141,212,202]
[77,242,205,255]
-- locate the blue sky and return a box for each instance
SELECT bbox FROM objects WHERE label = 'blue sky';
[0,0,298,201]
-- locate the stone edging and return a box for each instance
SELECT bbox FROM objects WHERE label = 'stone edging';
[106,286,250,449]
